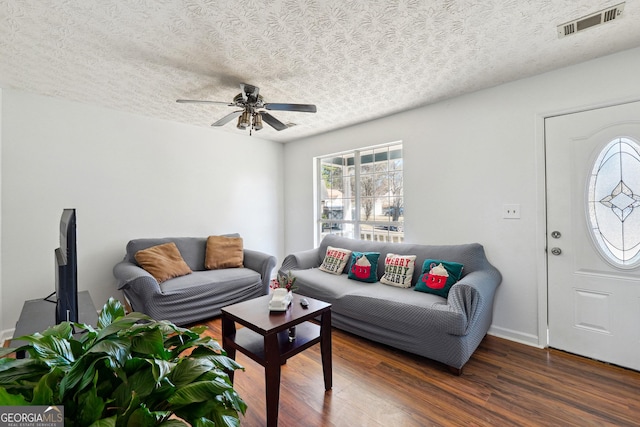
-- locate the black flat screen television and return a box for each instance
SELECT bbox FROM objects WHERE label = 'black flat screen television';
[55,208,78,324]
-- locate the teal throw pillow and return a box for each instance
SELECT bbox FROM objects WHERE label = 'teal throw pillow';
[415,259,464,298]
[347,251,380,283]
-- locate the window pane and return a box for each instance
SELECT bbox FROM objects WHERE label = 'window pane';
[318,143,403,243]
[587,137,640,268]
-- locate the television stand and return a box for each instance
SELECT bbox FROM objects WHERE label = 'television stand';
[12,290,98,358]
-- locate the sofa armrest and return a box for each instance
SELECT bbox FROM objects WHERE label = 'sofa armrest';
[279,248,322,274]
[243,249,277,294]
[113,260,162,313]
[446,268,502,335]
[113,260,161,292]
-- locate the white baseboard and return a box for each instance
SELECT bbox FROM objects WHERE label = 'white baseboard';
[488,325,543,348]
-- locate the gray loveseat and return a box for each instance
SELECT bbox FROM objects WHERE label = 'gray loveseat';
[114,236,276,325]
[279,234,501,373]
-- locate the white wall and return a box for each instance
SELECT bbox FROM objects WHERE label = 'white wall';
[1,89,284,334]
[283,47,640,347]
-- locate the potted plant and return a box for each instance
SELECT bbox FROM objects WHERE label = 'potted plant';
[269,270,297,293]
[0,298,246,426]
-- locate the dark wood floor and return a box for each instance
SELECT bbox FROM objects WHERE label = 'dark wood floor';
[199,317,640,427]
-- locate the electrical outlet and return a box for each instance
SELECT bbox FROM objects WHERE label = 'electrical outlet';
[503,204,521,219]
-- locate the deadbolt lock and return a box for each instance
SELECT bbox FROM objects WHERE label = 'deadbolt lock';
[551,231,561,239]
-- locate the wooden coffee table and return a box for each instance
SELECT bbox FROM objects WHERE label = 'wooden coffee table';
[221,293,332,427]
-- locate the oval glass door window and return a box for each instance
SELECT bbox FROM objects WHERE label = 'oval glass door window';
[587,137,640,269]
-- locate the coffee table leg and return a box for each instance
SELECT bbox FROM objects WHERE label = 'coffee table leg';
[264,333,281,427]
[221,314,237,384]
[321,310,332,391]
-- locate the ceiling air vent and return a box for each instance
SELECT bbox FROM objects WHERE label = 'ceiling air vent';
[557,3,625,38]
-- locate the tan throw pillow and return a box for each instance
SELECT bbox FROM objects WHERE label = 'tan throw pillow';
[134,242,192,283]
[318,246,352,275]
[380,254,416,288]
[205,235,244,269]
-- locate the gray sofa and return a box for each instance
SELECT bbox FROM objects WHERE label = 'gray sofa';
[113,236,276,325]
[279,234,501,373]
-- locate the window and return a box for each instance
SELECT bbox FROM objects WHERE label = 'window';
[587,137,640,268]
[317,142,403,243]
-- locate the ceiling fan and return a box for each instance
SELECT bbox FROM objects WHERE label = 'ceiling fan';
[177,83,317,134]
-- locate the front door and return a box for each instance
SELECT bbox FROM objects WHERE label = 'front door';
[546,101,640,371]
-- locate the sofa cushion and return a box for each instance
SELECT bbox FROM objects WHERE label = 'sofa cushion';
[347,251,380,283]
[205,235,244,269]
[415,259,464,298]
[380,254,416,288]
[134,242,192,283]
[159,268,260,294]
[318,246,352,275]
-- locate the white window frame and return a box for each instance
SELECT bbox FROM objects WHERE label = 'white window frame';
[315,141,404,244]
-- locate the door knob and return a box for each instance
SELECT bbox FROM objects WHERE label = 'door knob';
[550,247,562,256]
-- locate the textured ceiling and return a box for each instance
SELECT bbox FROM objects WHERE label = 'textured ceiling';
[1,1,639,143]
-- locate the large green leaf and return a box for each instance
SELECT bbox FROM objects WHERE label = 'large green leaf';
[190,417,216,427]
[168,380,232,405]
[77,382,108,426]
[31,368,64,405]
[187,337,224,354]
[221,389,247,415]
[59,354,110,399]
[94,312,151,342]
[174,400,242,426]
[0,357,50,384]
[88,415,116,427]
[113,365,158,407]
[199,354,243,373]
[29,334,75,367]
[97,297,126,329]
[131,328,165,357]
[0,386,30,405]
[150,359,174,386]
[86,337,131,368]
[168,358,214,388]
[126,404,172,427]
[157,420,189,426]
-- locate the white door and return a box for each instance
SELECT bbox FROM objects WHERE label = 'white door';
[546,101,640,371]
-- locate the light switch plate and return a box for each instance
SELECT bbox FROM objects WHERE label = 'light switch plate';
[503,204,521,219]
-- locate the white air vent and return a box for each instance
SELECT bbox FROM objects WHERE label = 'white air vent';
[558,3,625,38]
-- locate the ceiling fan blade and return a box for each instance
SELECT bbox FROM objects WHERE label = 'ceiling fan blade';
[177,99,232,106]
[260,112,288,131]
[212,110,243,127]
[264,103,317,113]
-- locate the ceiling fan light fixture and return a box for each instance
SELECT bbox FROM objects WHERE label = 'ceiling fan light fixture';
[178,83,316,134]
[253,113,263,131]
[237,111,251,129]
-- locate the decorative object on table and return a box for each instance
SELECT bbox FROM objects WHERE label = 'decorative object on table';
[0,298,246,426]
[269,288,293,311]
[269,270,297,311]
[270,270,298,292]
